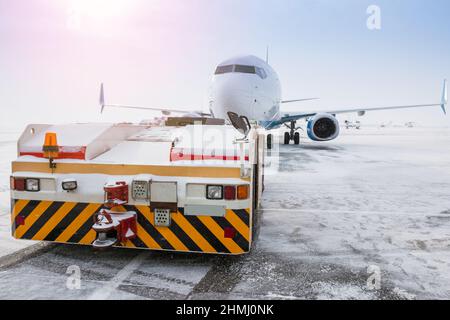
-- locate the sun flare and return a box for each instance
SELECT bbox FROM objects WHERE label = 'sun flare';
[69,0,131,20]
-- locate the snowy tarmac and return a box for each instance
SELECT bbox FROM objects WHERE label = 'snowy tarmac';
[0,126,450,299]
[0,132,35,258]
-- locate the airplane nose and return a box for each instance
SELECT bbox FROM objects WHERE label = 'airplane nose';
[212,76,256,118]
[218,77,253,98]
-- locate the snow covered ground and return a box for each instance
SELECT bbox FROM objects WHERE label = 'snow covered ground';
[0,126,449,299]
[0,131,35,258]
[259,126,450,299]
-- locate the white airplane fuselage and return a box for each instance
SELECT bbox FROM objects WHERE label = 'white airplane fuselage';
[208,55,282,127]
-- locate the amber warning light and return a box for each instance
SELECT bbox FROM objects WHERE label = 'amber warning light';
[42,132,59,168]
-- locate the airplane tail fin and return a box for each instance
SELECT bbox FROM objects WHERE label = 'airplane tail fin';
[441,79,447,115]
[99,83,105,114]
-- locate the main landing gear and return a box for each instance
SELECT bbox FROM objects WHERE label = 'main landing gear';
[284,120,301,145]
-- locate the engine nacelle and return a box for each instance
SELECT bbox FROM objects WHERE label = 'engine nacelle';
[307,113,340,141]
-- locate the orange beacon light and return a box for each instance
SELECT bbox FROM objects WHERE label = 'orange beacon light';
[43,132,59,168]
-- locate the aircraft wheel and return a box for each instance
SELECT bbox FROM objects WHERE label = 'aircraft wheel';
[284,132,290,145]
[294,132,300,145]
[267,134,272,149]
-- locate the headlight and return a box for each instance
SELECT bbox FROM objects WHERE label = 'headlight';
[132,180,149,200]
[62,179,77,191]
[25,178,40,192]
[206,185,223,200]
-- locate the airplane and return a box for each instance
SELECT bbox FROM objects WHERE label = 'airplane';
[100,55,447,148]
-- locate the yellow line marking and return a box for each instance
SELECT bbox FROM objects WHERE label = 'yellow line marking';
[225,210,250,242]
[12,199,30,219]
[15,201,53,238]
[172,212,216,253]
[32,202,77,240]
[197,216,243,253]
[56,203,101,243]
[138,207,189,252]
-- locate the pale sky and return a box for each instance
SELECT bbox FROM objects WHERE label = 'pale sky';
[1,0,449,130]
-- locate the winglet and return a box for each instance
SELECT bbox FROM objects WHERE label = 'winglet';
[441,79,447,115]
[99,83,105,114]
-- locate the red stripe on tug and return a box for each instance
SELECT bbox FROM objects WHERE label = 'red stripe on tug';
[20,147,87,160]
[170,148,249,162]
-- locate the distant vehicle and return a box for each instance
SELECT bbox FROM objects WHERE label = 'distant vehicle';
[405,122,415,128]
[100,55,447,146]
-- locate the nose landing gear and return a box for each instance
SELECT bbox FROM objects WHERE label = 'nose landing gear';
[267,134,273,149]
[284,120,301,145]
[266,120,302,149]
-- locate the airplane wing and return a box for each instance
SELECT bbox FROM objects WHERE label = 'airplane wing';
[99,83,211,117]
[281,98,319,104]
[278,80,447,125]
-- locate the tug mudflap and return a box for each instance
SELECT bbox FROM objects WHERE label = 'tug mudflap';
[11,200,251,255]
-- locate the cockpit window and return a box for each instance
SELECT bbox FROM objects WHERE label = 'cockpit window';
[256,67,267,79]
[215,65,234,74]
[234,65,256,74]
[215,64,267,79]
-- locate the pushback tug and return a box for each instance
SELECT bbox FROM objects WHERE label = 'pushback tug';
[10,116,265,255]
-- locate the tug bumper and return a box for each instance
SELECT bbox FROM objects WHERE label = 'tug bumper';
[11,200,251,255]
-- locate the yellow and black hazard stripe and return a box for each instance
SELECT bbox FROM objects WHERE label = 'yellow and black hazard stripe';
[11,199,251,255]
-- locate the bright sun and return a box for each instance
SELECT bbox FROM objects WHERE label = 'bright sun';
[69,0,130,20]
[66,0,137,31]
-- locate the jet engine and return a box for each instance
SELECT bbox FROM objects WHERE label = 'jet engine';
[307,113,340,141]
